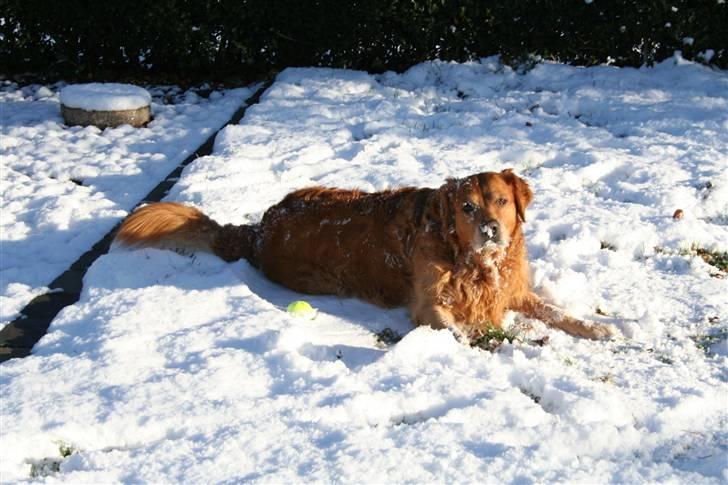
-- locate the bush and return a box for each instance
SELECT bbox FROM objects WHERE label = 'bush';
[1,0,725,83]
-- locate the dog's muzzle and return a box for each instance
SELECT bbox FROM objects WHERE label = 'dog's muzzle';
[479,220,500,242]
[476,220,508,251]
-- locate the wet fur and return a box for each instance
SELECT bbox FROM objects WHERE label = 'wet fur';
[116,170,615,340]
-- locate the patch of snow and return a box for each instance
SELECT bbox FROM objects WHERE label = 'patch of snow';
[59,83,152,111]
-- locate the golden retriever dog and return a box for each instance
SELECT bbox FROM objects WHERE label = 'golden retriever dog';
[116,169,615,341]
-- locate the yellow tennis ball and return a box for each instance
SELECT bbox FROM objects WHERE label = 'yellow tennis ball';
[287,300,316,318]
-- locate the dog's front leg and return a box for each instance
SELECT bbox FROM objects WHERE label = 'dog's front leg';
[411,301,475,344]
[514,292,617,339]
[410,261,471,343]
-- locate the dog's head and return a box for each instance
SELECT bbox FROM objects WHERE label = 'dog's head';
[438,169,533,256]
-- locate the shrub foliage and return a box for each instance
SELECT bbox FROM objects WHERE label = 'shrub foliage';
[1,0,725,82]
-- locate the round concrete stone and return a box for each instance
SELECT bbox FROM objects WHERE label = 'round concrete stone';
[61,104,151,128]
[60,83,152,128]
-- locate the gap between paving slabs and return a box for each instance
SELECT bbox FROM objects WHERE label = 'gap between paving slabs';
[0,81,273,363]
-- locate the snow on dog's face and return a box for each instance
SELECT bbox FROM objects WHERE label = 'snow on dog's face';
[442,169,533,257]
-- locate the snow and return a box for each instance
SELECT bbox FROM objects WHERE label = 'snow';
[1,56,727,482]
[1,83,256,325]
[59,83,151,111]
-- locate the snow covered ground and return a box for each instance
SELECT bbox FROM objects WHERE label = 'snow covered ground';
[1,83,254,324]
[2,55,727,482]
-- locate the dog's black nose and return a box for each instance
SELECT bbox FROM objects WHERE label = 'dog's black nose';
[480,220,499,240]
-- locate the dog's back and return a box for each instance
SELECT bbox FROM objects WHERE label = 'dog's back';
[255,186,432,306]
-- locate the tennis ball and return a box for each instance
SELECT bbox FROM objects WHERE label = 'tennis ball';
[287,300,316,319]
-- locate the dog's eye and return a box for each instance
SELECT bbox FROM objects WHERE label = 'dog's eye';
[495,198,508,207]
[462,202,476,213]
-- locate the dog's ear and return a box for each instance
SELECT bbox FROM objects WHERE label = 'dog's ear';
[437,178,456,229]
[435,178,461,253]
[500,169,533,222]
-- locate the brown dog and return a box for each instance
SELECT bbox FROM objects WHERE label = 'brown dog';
[116,169,615,341]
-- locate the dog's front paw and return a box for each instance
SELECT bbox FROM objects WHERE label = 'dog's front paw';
[579,319,620,340]
[445,324,473,345]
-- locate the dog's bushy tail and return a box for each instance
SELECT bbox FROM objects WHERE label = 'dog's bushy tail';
[115,202,257,263]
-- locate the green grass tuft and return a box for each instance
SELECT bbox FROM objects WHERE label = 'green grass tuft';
[29,442,77,478]
[695,248,728,272]
[471,324,519,351]
[691,328,728,355]
[375,328,403,347]
[30,459,61,478]
[58,442,76,458]
[654,244,728,276]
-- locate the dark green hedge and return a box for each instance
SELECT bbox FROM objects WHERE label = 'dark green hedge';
[2,0,726,83]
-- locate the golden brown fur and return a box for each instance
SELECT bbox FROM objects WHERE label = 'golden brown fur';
[116,170,615,340]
